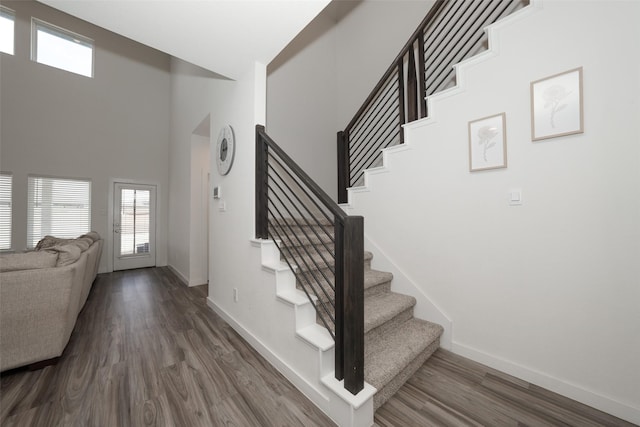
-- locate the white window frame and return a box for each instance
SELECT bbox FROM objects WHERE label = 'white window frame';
[0,6,15,56]
[31,18,94,78]
[27,175,92,248]
[0,173,12,251]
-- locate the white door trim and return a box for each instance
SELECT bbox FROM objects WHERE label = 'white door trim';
[107,178,161,272]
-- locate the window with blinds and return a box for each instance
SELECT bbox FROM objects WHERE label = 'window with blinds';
[0,6,14,55]
[0,173,12,250]
[27,175,91,248]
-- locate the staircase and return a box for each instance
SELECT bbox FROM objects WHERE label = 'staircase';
[253,2,533,422]
[272,220,443,410]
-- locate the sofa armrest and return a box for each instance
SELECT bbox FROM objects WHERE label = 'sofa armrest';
[78,239,103,310]
[0,263,81,371]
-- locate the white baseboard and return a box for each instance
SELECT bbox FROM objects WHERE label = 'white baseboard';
[452,342,640,425]
[205,297,332,404]
[166,264,188,286]
[188,276,208,287]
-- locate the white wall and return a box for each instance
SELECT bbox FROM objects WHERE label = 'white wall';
[267,8,338,198]
[189,133,210,286]
[267,0,435,198]
[169,58,266,289]
[344,1,640,423]
[333,0,436,124]
[168,60,228,282]
[170,56,274,331]
[206,63,267,310]
[0,1,171,272]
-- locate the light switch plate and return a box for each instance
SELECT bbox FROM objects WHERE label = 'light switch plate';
[509,190,523,206]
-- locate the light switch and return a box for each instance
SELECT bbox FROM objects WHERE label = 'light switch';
[218,200,227,212]
[509,190,522,206]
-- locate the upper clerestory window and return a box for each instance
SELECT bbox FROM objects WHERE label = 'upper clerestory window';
[0,6,15,55]
[31,18,94,78]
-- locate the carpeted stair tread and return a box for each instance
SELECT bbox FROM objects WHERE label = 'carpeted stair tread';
[270,227,334,248]
[364,292,415,334]
[364,318,443,392]
[364,269,393,291]
[284,249,373,273]
[283,248,334,273]
[300,267,393,304]
[270,217,333,227]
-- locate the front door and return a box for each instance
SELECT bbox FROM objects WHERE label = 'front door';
[113,183,156,271]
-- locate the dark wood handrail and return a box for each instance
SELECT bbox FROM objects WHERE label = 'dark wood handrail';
[344,0,448,133]
[257,126,348,223]
[255,124,364,395]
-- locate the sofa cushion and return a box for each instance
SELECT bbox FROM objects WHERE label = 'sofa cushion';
[47,244,82,267]
[0,251,58,272]
[36,235,96,253]
[72,238,91,252]
[35,236,74,251]
[80,231,100,243]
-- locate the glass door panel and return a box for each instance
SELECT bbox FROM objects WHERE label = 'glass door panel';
[113,183,156,271]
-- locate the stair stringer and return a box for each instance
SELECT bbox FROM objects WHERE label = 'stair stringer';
[360,229,453,350]
[207,238,376,427]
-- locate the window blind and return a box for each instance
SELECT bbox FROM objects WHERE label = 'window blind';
[27,175,91,248]
[0,6,14,55]
[0,173,12,250]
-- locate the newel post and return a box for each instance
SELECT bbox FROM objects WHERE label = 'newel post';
[337,131,350,204]
[334,219,345,381]
[255,125,268,239]
[342,215,364,394]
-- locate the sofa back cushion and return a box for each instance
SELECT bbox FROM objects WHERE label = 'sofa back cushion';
[47,244,82,267]
[80,231,100,243]
[73,238,91,252]
[35,236,74,251]
[0,251,59,272]
[35,235,98,253]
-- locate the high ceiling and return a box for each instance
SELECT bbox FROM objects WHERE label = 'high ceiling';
[38,0,332,80]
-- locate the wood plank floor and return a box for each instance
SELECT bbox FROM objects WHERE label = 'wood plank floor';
[375,350,637,427]
[1,267,635,426]
[0,267,336,427]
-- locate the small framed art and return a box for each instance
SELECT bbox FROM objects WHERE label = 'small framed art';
[468,112,507,172]
[531,67,583,141]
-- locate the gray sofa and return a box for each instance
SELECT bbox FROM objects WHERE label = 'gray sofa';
[0,232,103,371]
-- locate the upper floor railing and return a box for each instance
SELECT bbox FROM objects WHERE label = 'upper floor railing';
[337,0,528,203]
